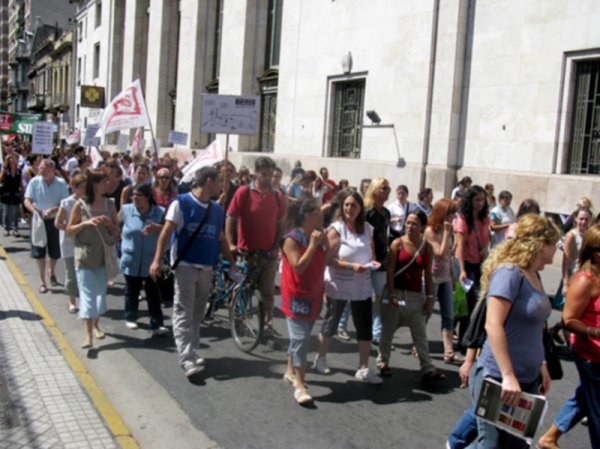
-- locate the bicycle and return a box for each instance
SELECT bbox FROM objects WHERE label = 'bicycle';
[206,257,264,353]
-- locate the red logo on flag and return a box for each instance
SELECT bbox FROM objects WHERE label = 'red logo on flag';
[104,86,142,129]
[0,113,13,131]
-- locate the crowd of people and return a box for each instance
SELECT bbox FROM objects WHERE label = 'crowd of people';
[0,142,598,447]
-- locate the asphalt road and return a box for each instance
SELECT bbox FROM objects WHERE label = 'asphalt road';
[0,229,591,449]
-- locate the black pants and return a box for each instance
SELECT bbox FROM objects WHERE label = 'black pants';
[320,297,373,341]
[456,261,482,345]
[124,274,164,329]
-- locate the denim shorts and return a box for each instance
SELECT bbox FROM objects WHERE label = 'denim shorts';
[286,317,315,368]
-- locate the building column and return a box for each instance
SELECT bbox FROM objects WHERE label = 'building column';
[425,0,471,197]
[105,0,125,100]
[174,0,215,149]
[121,0,149,91]
[218,0,268,152]
[145,0,178,145]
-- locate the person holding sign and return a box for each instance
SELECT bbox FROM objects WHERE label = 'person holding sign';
[23,159,69,293]
[470,214,558,449]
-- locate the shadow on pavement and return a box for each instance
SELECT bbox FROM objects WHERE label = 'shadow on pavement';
[0,310,42,321]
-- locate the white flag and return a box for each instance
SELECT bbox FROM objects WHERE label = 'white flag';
[95,79,150,138]
[88,146,104,169]
[130,127,143,155]
[180,140,223,184]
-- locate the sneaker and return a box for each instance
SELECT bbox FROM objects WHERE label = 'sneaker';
[68,304,78,314]
[313,355,331,374]
[195,358,205,367]
[354,367,383,384]
[125,321,139,329]
[152,326,169,336]
[3,230,8,237]
[185,365,203,378]
[336,328,351,341]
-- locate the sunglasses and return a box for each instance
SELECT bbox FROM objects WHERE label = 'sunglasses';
[158,176,171,180]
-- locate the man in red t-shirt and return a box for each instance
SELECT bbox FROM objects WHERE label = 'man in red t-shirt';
[319,167,337,204]
[226,156,286,343]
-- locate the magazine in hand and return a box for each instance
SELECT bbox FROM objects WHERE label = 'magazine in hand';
[475,378,548,444]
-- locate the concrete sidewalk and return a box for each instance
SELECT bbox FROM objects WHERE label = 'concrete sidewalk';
[0,246,134,449]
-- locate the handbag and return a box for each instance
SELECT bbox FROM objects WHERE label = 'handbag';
[32,213,47,247]
[461,272,524,349]
[543,323,563,380]
[96,229,119,280]
[80,199,119,280]
[453,280,469,319]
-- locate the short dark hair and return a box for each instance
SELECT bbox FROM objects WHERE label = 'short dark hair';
[396,184,409,195]
[498,190,512,201]
[254,156,276,172]
[134,183,156,207]
[193,166,218,187]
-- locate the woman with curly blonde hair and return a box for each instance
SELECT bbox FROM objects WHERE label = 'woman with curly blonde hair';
[470,214,559,449]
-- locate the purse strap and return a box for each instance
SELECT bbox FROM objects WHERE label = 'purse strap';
[171,200,213,271]
[392,238,426,279]
[78,198,113,247]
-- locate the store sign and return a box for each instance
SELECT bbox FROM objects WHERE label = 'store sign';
[0,112,44,135]
[80,85,106,108]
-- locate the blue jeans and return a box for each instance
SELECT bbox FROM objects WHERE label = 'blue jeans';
[448,404,477,449]
[338,301,350,331]
[471,365,539,449]
[554,382,585,433]
[286,318,315,367]
[573,350,600,449]
[433,280,454,331]
[2,203,19,232]
[371,271,386,340]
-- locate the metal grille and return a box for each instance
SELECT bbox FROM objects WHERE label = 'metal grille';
[568,60,600,174]
[330,79,365,158]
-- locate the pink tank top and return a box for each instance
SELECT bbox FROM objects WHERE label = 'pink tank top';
[570,272,600,362]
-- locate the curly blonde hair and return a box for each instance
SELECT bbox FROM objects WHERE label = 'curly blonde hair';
[363,177,389,209]
[479,214,559,300]
[578,224,600,278]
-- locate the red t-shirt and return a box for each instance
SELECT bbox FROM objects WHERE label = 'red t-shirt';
[280,228,326,320]
[227,184,286,252]
[322,179,337,203]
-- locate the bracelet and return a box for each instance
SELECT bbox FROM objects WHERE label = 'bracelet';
[542,360,547,365]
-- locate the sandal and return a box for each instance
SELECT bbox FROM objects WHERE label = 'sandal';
[68,304,79,314]
[81,339,93,349]
[49,275,59,286]
[444,352,465,365]
[93,329,106,340]
[293,387,313,405]
[283,372,297,387]
[39,284,48,294]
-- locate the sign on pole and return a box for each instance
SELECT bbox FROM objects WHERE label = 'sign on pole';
[84,124,101,147]
[31,122,54,155]
[116,133,129,151]
[200,94,259,135]
[168,130,188,146]
[80,85,106,109]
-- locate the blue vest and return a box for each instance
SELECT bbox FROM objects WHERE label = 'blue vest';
[176,194,223,266]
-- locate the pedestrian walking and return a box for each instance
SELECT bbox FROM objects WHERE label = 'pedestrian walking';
[150,166,237,378]
[23,158,69,293]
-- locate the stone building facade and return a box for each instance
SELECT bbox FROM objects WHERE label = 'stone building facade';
[74,0,600,213]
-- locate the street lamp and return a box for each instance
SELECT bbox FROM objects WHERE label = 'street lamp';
[362,110,405,167]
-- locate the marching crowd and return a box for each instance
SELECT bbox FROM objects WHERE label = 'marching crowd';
[0,141,599,448]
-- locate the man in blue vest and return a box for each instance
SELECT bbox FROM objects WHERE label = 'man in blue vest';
[150,166,237,378]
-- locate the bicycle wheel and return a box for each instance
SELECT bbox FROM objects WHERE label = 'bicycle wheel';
[229,283,264,352]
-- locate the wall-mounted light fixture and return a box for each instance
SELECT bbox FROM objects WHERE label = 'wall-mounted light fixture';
[341,52,353,74]
[362,110,405,167]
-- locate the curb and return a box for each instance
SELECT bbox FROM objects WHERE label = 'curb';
[0,246,140,449]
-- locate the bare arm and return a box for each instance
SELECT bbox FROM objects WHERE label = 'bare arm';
[423,242,434,313]
[149,220,177,280]
[282,229,324,275]
[485,295,521,406]
[563,274,600,338]
[225,215,237,253]
[455,231,467,282]
[218,230,237,267]
[54,206,67,231]
[119,185,131,209]
[386,238,402,300]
